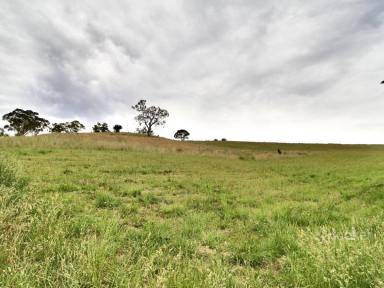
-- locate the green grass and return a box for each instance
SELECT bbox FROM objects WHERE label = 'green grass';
[1,134,384,287]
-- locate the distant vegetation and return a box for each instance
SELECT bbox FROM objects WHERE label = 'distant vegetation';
[174,129,190,141]
[92,122,110,133]
[1,100,191,140]
[132,99,169,136]
[113,124,123,133]
[2,109,50,136]
[50,121,85,133]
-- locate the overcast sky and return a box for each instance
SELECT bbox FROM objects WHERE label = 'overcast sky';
[1,0,384,143]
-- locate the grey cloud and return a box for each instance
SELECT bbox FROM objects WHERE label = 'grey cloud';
[1,0,384,143]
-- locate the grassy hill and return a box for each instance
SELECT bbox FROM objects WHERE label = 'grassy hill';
[1,133,384,287]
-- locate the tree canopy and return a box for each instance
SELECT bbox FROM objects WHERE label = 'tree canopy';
[67,121,85,133]
[132,100,169,136]
[50,123,66,133]
[51,121,85,133]
[113,124,123,133]
[93,122,110,133]
[174,129,190,141]
[2,109,50,136]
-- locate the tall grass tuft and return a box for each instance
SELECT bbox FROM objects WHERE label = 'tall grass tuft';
[0,156,26,188]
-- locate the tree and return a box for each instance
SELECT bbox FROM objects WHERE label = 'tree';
[93,122,109,133]
[132,100,169,136]
[50,120,85,133]
[2,109,50,136]
[66,120,85,133]
[174,129,190,141]
[50,123,66,133]
[113,124,123,133]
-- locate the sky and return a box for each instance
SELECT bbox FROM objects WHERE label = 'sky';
[1,0,384,143]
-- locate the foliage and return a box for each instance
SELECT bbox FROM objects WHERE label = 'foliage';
[50,123,66,133]
[2,109,50,136]
[93,122,109,133]
[51,121,85,134]
[132,100,169,136]
[0,127,7,137]
[113,124,123,133]
[66,120,85,133]
[174,129,190,141]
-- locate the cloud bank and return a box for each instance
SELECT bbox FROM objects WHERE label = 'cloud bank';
[1,0,384,143]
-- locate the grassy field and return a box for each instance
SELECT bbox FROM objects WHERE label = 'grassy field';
[1,133,384,287]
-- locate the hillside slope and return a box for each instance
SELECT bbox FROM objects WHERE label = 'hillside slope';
[1,134,384,287]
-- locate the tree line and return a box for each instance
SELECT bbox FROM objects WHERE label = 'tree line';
[1,100,191,141]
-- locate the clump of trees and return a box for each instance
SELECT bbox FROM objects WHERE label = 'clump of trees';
[2,99,173,138]
[1,109,86,136]
[51,121,85,133]
[113,125,123,133]
[93,122,110,133]
[2,109,50,136]
[132,100,169,136]
[174,129,190,141]
[50,123,67,133]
